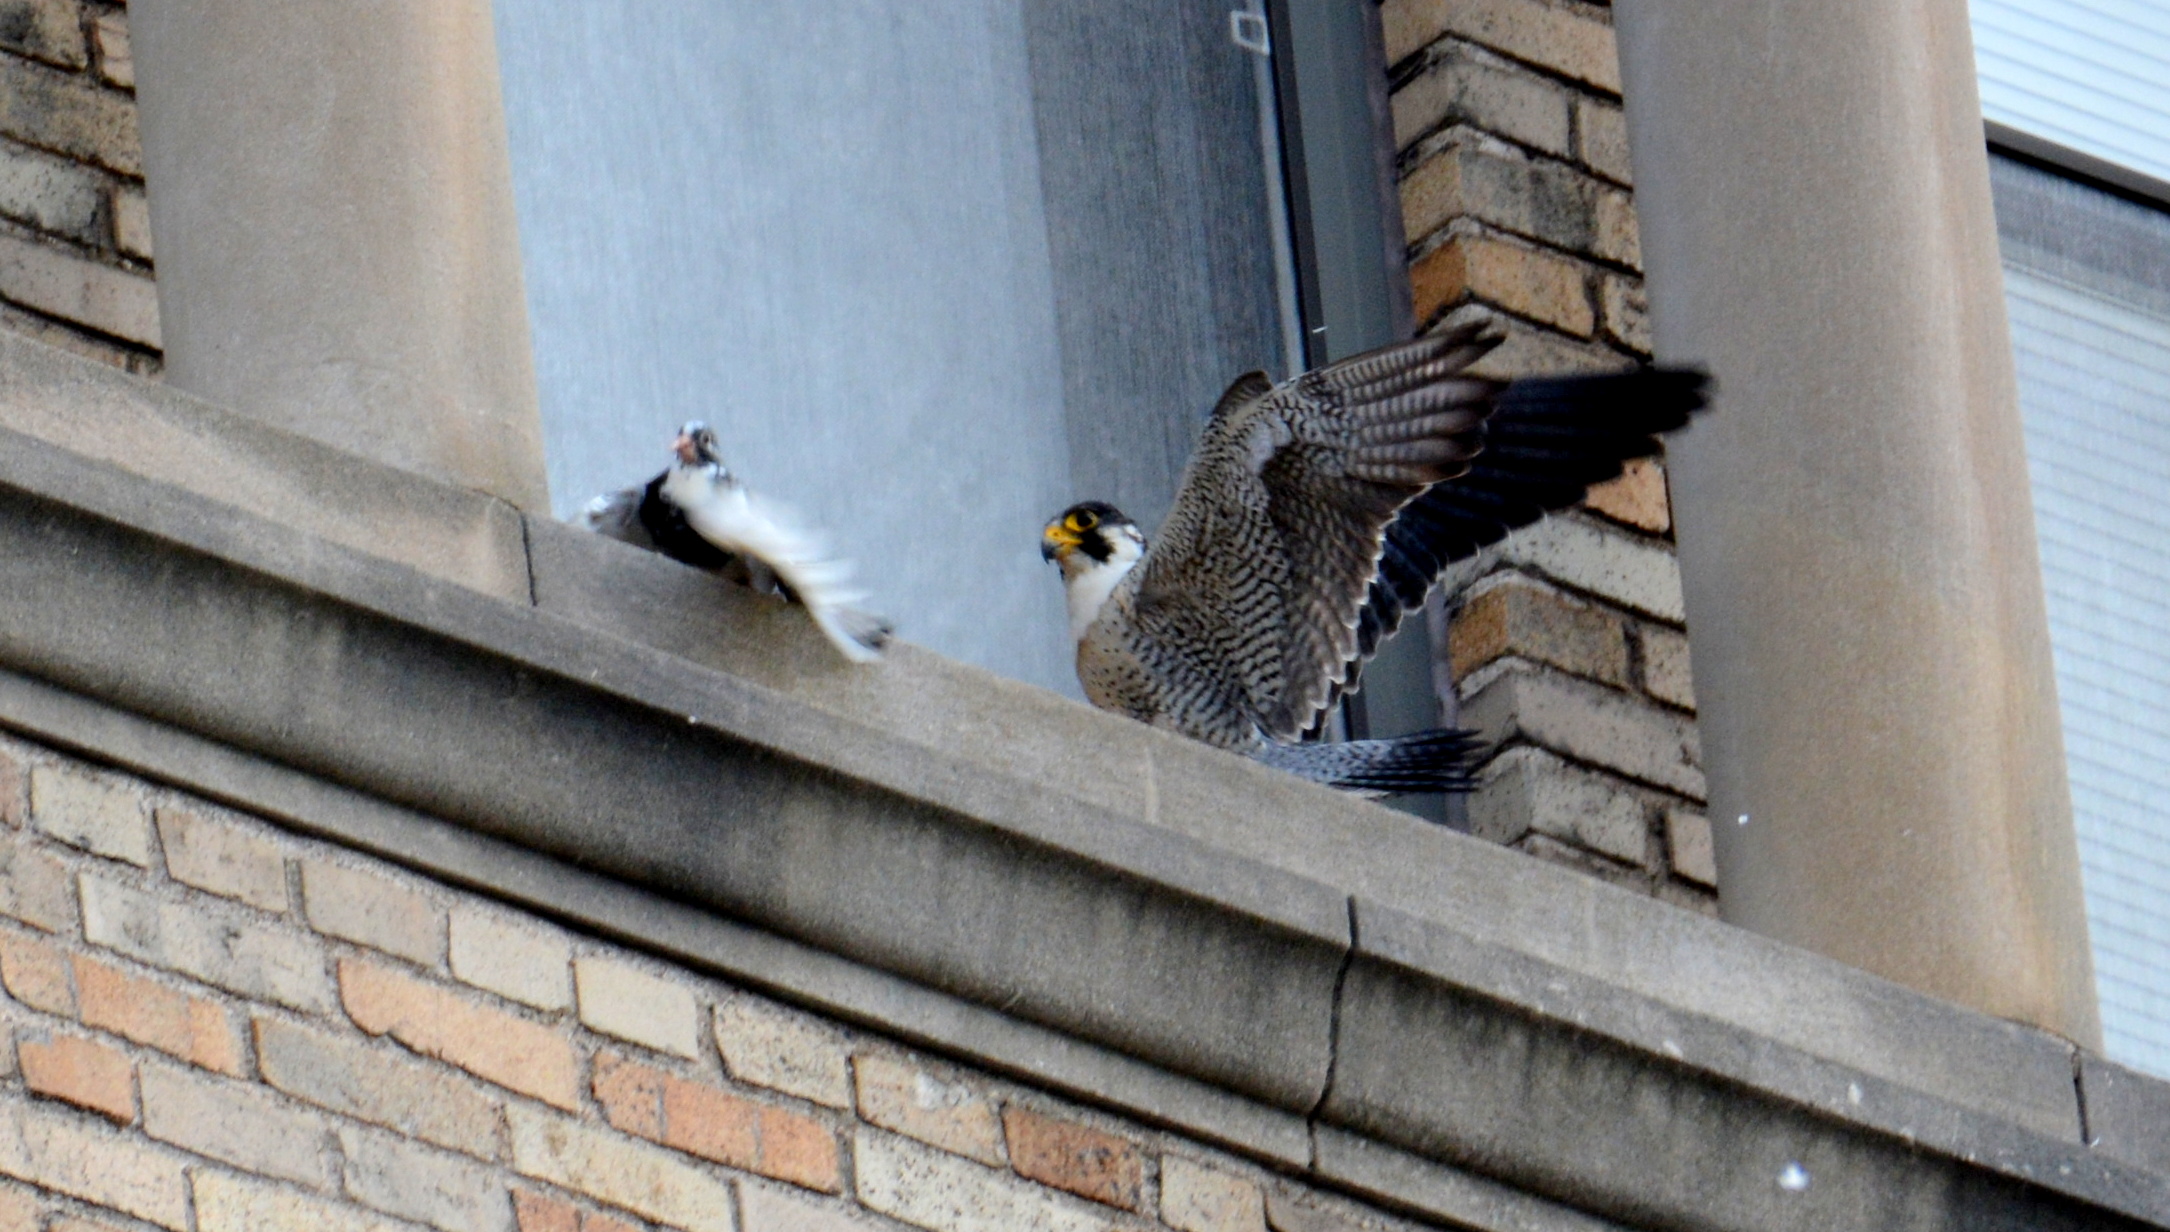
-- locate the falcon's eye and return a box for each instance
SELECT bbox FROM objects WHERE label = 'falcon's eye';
[1068,511,1099,533]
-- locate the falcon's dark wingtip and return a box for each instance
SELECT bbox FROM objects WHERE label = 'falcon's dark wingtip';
[1256,728,1487,796]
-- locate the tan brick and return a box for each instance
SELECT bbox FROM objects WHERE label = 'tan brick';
[1163,1158,1267,1232]
[154,805,288,913]
[81,876,335,1013]
[1656,877,1720,917]
[1597,273,1649,354]
[256,1016,504,1160]
[0,834,73,934]
[0,0,87,70]
[20,1032,134,1123]
[716,994,851,1109]
[1666,807,1717,888]
[1449,576,1628,686]
[1384,0,1619,92]
[1410,234,1592,337]
[1402,140,1623,265]
[304,860,446,968]
[192,1169,421,1232]
[109,182,147,260]
[448,907,572,1012]
[339,957,579,1110]
[506,1104,737,1232]
[0,749,21,827]
[1262,1191,1370,1232]
[0,297,154,375]
[1469,745,1651,864]
[338,1125,510,1232]
[0,139,102,244]
[853,1054,1005,1167]
[1577,97,1631,184]
[0,232,158,347]
[856,1130,1115,1232]
[740,1182,889,1232]
[140,1062,331,1187]
[1585,457,1665,540]
[1001,1106,1145,1212]
[1391,44,1570,155]
[74,954,245,1075]
[0,56,138,175]
[0,1186,32,1232]
[592,1051,840,1194]
[51,1217,137,1232]
[1498,513,1684,621]
[581,1213,639,1232]
[29,764,148,867]
[1451,308,1623,380]
[512,1190,578,1232]
[0,928,73,1014]
[91,11,130,90]
[1461,666,1703,799]
[0,1096,190,1228]
[1638,623,1695,711]
[1518,832,1649,890]
[1595,187,1639,268]
[573,957,699,1059]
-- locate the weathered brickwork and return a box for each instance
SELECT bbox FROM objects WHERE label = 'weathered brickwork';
[0,731,1447,1232]
[1384,0,1713,912]
[0,0,156,375]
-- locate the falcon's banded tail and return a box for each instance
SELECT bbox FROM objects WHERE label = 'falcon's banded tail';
[1254,728,1484,797]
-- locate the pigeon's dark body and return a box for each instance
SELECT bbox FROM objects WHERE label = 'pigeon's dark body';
[1042,321,1708,797]
[577,423,890,662]
[635,473,737,573]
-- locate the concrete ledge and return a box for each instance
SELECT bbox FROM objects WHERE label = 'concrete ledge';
[0,330,528,601]
[0,336,2164,1230]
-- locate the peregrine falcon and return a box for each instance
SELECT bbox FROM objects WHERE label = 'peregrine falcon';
[1041,321,1705,794]
[579,422,893,663]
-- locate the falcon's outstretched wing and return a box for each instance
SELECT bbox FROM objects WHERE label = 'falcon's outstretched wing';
[1132,322,1709,743]
[1129,323,1503,742]
[1324,366,1710,713]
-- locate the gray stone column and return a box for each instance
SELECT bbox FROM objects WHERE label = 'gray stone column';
[1613,1,2100,1044]
[130,0,548,511]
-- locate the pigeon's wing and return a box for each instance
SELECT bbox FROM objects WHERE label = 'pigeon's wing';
[1128,322,1502,742]
[668,474,893,664]
[1324,366,1710,716]
[576,484,658,550]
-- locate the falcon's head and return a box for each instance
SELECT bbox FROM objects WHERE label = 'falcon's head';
[672,421,727,472]
[1042,502,1147,640]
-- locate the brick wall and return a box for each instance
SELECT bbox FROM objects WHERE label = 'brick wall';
[1382,0,1715,913]
[0,730,1447,1232]
[0,0,156,376]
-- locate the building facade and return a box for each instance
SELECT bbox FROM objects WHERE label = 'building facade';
[0,1,2157,1230]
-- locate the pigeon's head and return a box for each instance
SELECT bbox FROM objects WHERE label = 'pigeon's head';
[672,421,727,471]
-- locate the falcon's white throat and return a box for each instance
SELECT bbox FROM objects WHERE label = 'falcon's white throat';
[1060,528,1145,642]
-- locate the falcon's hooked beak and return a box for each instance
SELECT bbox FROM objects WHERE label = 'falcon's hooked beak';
[1041,518,1082,563]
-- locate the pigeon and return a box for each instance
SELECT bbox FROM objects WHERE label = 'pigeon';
[577,422,893,664]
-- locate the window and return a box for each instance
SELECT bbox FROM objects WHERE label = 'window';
[491,3,1295,695]
[1991,155,2170,1077]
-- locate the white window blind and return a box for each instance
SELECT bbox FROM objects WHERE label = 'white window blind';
[1996,158,2170,1077]
[1973,0,2170,183]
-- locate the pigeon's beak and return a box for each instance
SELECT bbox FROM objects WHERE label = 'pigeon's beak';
[672,432,699,465]
[1041,520,1080,562]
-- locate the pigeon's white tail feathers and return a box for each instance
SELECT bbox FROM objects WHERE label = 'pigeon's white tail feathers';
[665,470,892,663]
